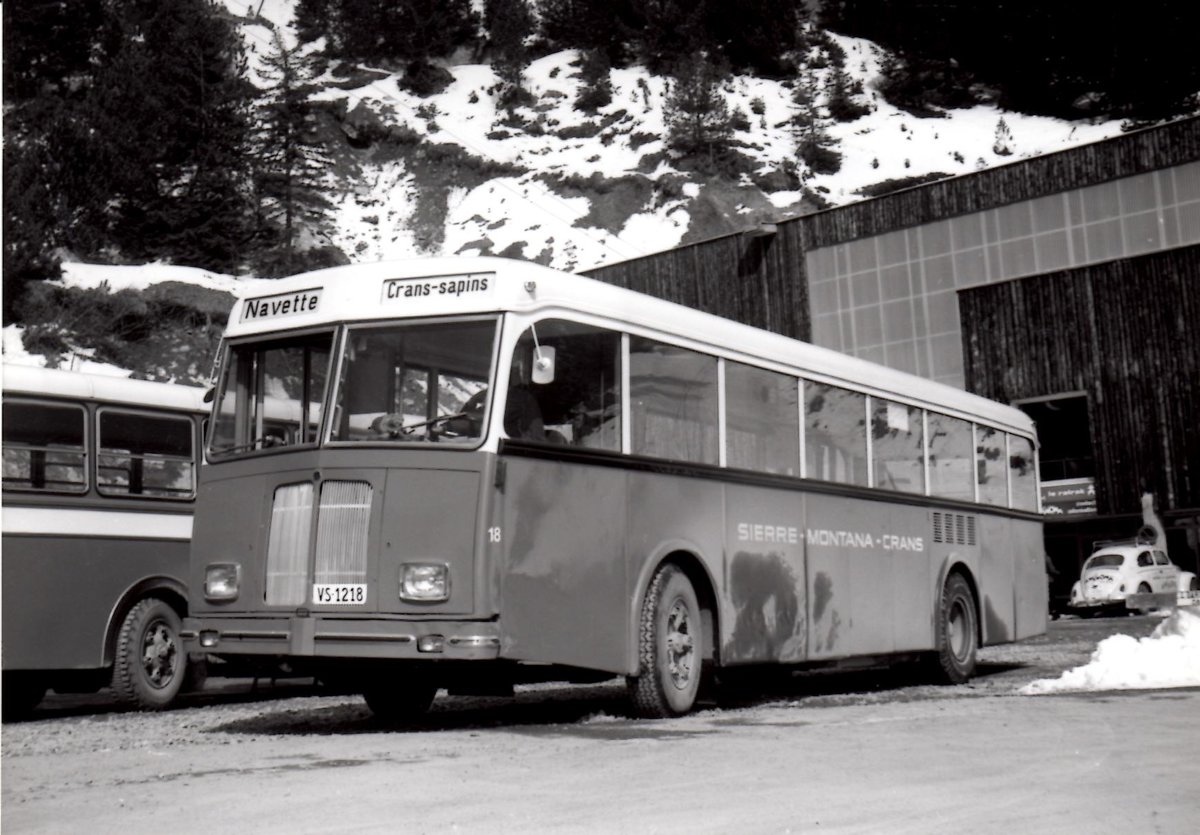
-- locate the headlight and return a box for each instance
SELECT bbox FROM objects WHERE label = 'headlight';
[400,563,450,602]
[205,563,241,601]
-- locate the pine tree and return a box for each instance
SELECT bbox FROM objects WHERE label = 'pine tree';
[825,67,871,122]
[485,0,535,110]
[540,0,634,62]
[663,52,735,172]
[992,117,1014,156]
[792,72,841,175]
[631,0,707,72]
[2,104,66,322]
[252,31,335,276]
[82,0,257,270]
[703,0,808,76]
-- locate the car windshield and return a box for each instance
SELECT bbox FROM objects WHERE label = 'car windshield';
[1086,553,1125,569]
[209,331,335,457]
[329,318,498,444]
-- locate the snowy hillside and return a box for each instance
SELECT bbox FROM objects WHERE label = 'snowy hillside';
[3,0,1140,377]
[226,1,1125,273]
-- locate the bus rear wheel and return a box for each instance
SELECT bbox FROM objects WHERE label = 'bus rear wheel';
[627,565,702,718]
[112,598,187,710]
[362,669,437,724]
[930,573,978,685]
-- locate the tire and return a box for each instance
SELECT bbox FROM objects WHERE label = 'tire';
[627,565,703,718]
[1133,582,1154,615]
[2,674,47,721]
[362,668,438,724]
[930,573,978,685]
[111,598,187,710]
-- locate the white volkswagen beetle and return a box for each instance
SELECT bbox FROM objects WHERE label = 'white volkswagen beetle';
[1069,543,1198,615]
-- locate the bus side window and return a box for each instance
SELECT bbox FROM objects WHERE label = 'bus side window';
[511,320,622,451]
[805,383,868,486]
[928,412,974,502]
[1,400,88,493]
[871,398,924,494]
[97,409,196,499]
[1008,434,1038,511]
[726,362,799,476]
[975,424,1008,506]
[629,336,718,464]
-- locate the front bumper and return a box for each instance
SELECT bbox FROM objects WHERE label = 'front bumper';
[182,614,501,661]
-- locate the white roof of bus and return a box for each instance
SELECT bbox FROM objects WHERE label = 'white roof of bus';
[1,364,208,413]
[224,257,1035,436]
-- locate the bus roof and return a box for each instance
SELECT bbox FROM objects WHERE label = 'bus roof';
[224,257,1035,436]
[2,364,208,413]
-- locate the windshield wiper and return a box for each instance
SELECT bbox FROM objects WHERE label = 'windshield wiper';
[210,436,285,455]
[401,411,467,435]
[371,411,472,439]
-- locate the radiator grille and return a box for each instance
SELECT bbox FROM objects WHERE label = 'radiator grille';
[932,511,977,546]
[265,483,314,606]
[313,480,372,585]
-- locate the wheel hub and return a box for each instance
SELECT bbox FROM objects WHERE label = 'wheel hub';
[665,600,694,689]
[142,621,178,689]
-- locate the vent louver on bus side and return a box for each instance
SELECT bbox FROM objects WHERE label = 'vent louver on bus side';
[265,483,314,606]
[313,481,372,586]
[932,511,978,546]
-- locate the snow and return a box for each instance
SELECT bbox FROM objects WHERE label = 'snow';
[1021,608,1200,695]
[210,3,1138,273]
[59,261,259,295]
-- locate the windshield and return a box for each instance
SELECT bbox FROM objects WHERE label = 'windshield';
[210,331,334,457]
[1086,553,1125,569]
[330,318,497,444]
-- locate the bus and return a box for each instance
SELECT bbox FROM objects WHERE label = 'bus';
[184,257,1046,719]
[2,364,207,716]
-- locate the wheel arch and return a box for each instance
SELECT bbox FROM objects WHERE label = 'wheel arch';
[938,559,982,646]
[102,577,188,668]
[630,545,721,669]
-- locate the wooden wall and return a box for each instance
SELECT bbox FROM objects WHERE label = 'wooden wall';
[583,116,1200,341]
[959,245,1200,517]
[799,116,1200,249]
[583,226,811,340]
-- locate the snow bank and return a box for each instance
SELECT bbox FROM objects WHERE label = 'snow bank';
[1020,608,1200,695]
[60,262,255,294]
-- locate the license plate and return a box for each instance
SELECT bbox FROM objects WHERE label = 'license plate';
[313,583,367,605]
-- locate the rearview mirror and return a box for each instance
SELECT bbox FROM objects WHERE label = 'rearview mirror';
[532,346,556,385]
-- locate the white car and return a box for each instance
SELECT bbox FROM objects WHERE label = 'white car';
[1068,544,1198,615]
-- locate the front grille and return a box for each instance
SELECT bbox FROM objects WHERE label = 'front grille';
[314,480,372,585]
[265,483,314,606]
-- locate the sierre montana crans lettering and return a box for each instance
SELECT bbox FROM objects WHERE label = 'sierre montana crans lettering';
[242,290,321,320]
[736,522,924,552]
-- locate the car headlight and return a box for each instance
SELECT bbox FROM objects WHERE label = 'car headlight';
[400,563,450,602]
[205,563,241,601]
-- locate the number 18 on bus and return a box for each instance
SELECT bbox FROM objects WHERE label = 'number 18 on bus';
[185,257,1045,719]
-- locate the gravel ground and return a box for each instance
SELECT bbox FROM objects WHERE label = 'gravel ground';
[2,614,1162,755]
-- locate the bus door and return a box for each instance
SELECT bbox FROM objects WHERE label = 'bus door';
[495,320,631,673]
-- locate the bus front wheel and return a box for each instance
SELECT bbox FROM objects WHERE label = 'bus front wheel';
[930,573,978,684]
[627,565,703,718]
[112,598,187,710]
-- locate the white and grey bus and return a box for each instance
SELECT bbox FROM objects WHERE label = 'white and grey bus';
[2,365,208,716]
[184,257,1045,718]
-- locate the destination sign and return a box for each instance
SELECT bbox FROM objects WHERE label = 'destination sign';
[240,287,322,322]
[381,273,494,304]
